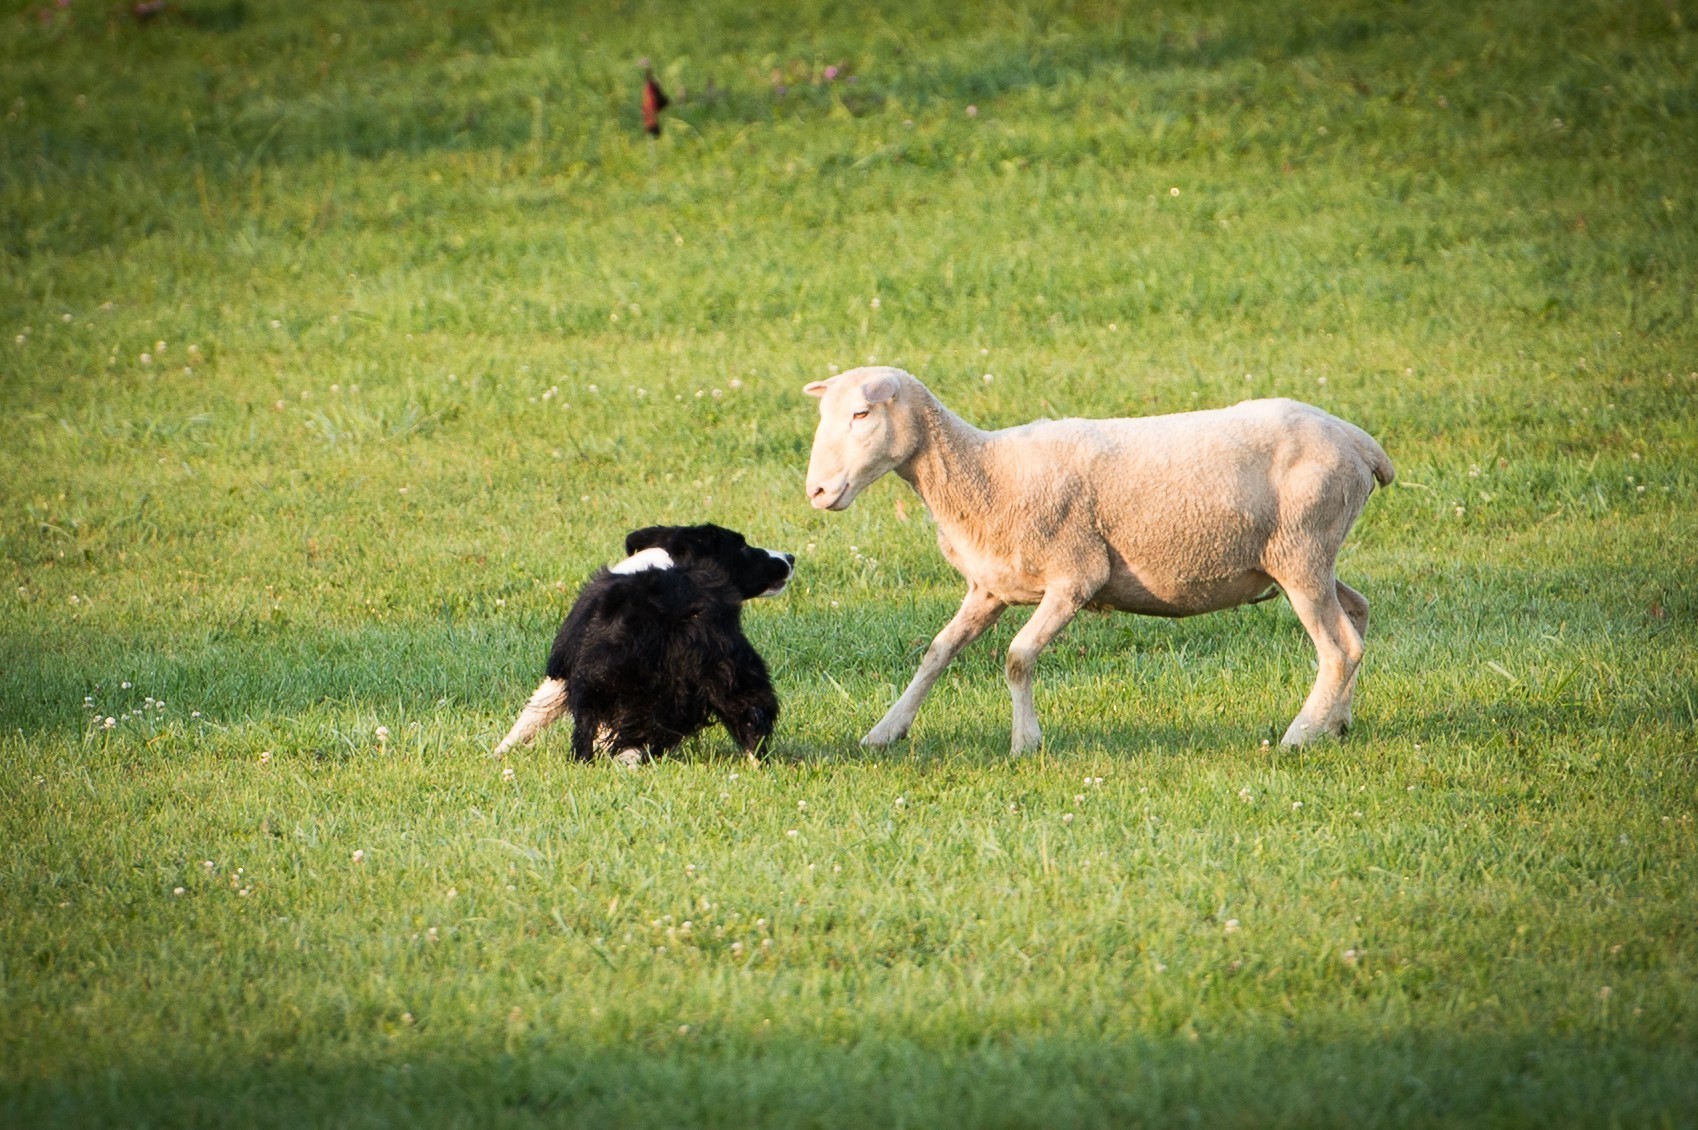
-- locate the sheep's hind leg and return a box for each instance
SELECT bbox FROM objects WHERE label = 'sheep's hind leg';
[1333,581,1370,729]
[1279,578,1365,746]
[863,585,1005,747]
[493,678,567,757]
[1004,586,1090,755]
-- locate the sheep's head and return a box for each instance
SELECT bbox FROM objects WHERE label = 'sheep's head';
[803,367,914,511]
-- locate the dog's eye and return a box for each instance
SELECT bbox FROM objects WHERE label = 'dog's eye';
[851,408,870,420]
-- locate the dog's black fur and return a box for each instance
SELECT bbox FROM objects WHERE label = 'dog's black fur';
[499,524,793,763]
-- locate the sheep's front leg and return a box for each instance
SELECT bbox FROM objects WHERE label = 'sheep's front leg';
[863,585,1006,747]
[1005,586,1090,755]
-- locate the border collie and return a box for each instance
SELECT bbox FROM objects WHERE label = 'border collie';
[493,524,794,765]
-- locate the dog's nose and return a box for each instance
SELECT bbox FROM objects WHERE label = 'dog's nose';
[784,553,796,567]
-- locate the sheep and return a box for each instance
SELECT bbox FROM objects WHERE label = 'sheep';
[803,367,1394,753]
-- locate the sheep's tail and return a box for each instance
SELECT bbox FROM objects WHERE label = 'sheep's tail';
[1349,425,1395,488]
[493,677,567,758]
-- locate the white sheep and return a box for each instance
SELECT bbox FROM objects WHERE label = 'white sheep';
[804,367,1394,753]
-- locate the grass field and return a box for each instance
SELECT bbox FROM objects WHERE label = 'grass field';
[3,0,1696,1124]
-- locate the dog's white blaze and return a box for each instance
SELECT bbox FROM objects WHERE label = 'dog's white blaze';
[493,677,567,757]
[758,548,794,597]
[609,547,674,575]
[611,748,646,768]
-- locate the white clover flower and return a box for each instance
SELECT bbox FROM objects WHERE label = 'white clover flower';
[1239,787,1253,803]
[352,849,365,863]
[103,716,116,729]
[1062,813,1074,824]
[259,750,272,764]
[1224,919,1241,934]
[502,766,515,782]
[1169,186,1181,196]
[376,725,390,742]
[785,829,799,838]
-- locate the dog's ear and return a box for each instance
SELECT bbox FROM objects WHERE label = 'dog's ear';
[625,526,668,555]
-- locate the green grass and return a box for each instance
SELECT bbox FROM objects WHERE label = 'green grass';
[3,0,1696,1124]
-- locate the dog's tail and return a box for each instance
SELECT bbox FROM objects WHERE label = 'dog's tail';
[493,677,567,757]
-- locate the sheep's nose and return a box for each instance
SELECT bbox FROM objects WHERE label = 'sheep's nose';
[808,483,826,501]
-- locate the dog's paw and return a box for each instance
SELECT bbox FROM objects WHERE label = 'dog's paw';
[611,748,646,769]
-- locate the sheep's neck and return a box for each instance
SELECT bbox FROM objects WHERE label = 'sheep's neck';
[895,399,994,530]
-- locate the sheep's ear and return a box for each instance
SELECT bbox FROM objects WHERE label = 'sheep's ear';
[861,372,900,404]
[803,380,830,398]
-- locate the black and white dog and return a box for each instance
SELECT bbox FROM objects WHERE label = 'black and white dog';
[494,524,794,765]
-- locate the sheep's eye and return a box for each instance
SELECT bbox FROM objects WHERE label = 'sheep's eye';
[851,408,870,420]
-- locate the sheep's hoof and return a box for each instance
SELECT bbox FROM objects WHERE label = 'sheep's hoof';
[860,726,906,748]
[1010,728,1044,756]
[1279,718,1346,748]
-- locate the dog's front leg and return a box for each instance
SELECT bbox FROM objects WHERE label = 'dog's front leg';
[710,644,779,758]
